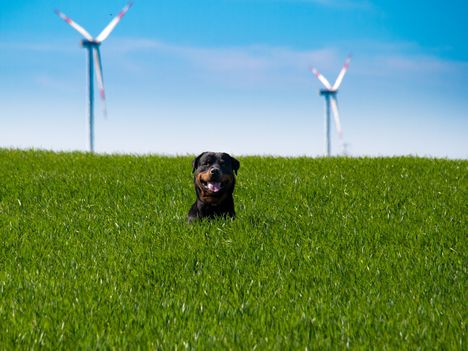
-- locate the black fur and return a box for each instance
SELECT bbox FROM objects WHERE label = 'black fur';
[188,152,240,223]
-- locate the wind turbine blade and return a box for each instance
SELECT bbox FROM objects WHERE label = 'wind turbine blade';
[96,2,133,42]
[330,96,343,139]
[94,47,107,118]
[332,55,352,91]
[310,67,332,90]
[54,9,94,41]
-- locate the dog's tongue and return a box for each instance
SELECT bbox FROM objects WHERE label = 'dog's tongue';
[207,182,222,192]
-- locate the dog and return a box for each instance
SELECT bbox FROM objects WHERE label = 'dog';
[188,152,240,222]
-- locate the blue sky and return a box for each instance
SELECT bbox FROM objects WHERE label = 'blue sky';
[1,0,467,157]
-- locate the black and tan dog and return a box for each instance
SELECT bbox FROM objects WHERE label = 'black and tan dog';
[188,152,240,222]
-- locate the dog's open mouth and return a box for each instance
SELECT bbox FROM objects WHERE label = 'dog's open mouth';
[200,180,226,193]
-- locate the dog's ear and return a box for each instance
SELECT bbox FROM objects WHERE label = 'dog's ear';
[230,156,240,175]
[192,152,206,173]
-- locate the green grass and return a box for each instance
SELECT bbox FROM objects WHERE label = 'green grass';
[0,149,466,349]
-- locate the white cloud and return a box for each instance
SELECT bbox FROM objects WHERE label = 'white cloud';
[110,38,339,71]
[3,37,466,90]
[1,41,77,53]
[108,37,467,85]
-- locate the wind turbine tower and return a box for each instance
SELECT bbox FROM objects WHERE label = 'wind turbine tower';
[55,2,133,153]
[310,55,351,157]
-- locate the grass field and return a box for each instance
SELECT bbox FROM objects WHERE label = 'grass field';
[0,149,465,349]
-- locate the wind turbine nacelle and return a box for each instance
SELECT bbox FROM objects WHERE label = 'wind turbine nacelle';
[319,89,338,97]
[81,39,100,48]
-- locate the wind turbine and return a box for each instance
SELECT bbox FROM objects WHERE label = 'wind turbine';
[55,2,133,153]
[310,55,351,157]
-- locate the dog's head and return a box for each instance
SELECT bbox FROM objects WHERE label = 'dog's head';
[192,152,240,204]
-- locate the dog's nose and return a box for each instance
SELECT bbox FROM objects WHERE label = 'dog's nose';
[210,167,220,176]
